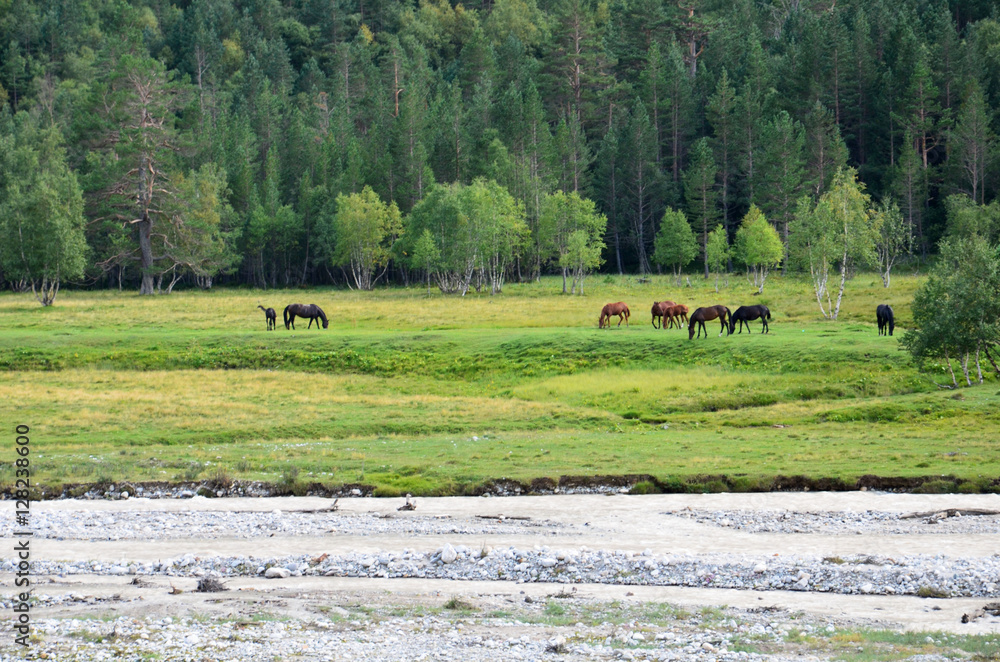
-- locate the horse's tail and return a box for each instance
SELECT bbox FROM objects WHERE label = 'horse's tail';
[283,305,291,329]
[765,306,771,320]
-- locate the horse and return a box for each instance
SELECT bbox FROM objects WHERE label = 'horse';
[284,303,329,330]
[688,305,732,339]
[729,305,771,335]
[876,304,894,336]
[257,305,277,331]
[599,302,631,328]
[662,304,689,330]
[650,301,676,328]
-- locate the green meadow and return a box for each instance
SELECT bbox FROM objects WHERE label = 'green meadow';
[2,273,999,495]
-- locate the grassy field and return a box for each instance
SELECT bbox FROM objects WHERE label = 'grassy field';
[2,272,999,495]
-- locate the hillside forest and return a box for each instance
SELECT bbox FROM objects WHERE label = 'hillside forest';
[3,0,1000,297]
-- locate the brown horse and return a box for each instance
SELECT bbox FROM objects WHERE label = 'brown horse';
[662,304,689,330]
[650,301,676,328]
[688,305,732,339]
[257,305,277,331]
[599,302,631,328]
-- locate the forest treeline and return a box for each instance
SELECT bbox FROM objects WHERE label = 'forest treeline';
[2,0,1000,295]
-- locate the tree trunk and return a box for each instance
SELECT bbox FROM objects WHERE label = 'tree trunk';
[944,348,958,388]
[562,266,568,294]
[833,252,848,320]
[138,214,155,295]
[984,345,1000,376]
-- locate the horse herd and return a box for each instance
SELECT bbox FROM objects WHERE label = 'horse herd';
[257,300,895,337]
[598,300,895,339]
[257,303,328,330]
[599,301,770,339]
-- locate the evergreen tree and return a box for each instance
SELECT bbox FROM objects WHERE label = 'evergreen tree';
[757,111,806,257]
[952,82,995,205]
[706,68,737,238]
[683,137,719,278]
[619,99,661,274]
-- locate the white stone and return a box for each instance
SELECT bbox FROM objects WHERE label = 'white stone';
[265,567,291,579]
[440,544,458,564]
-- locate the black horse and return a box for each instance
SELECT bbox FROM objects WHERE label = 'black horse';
[730,305,771,334]
[284,303,329,329]
[257,305,277,331]
[876,304,894,336]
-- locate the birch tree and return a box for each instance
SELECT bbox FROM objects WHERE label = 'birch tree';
[332,186,402,290]
[789,169,881,319]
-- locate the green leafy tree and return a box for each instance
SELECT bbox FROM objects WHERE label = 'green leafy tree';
[409,228,441,295]
[653,207,697,283]
[873,199,911,288]
[463,178,529,294]
[789,169,881,319]
[538,190,607,293]
[943,194,1000,244]
[562,229,604,294]
[400,179,527,295]
[902,234,1000,387]
[0,114,87,305]
[733,204,783,294]
[167,163,240,291]
[705,224,729,292]
[332,186,403,290]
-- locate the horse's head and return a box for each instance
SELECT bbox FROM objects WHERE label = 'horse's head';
[322,319,329,329]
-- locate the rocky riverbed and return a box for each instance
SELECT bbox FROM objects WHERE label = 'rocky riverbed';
[1,492,999,661]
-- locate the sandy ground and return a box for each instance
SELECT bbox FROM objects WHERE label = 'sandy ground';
[5,492,1000,637]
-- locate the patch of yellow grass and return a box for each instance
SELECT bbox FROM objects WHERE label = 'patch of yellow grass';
[0,273,924,332]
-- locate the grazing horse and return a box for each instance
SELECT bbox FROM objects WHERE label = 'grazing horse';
[688,305,732,339]
[876,304,894,336]
[650,301,676,328]
[284,303,329,330]
[599,302,631,328]
[257,305,277,331]
[729,305,771,335]
[662,304,690,330]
